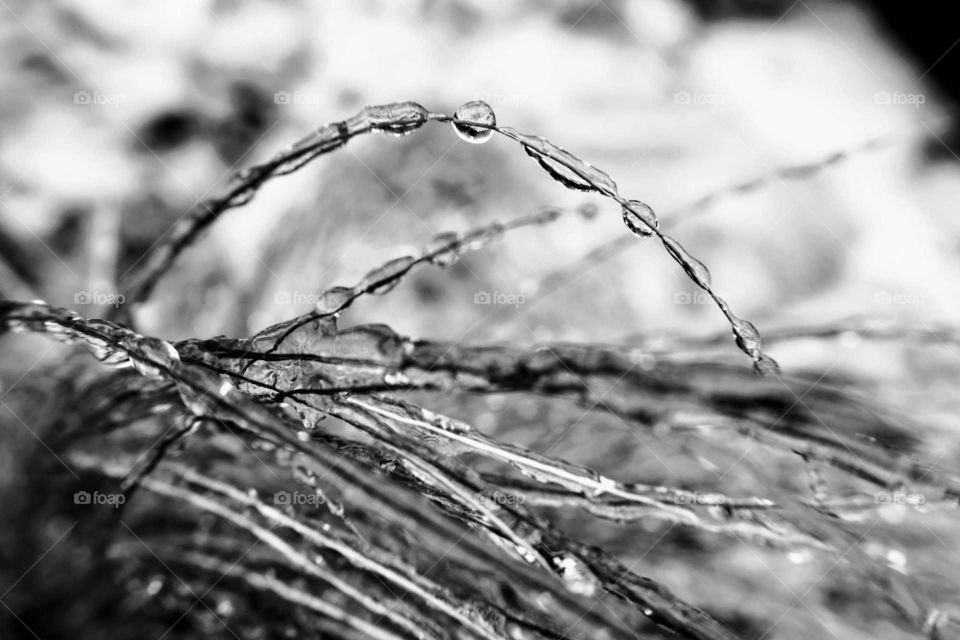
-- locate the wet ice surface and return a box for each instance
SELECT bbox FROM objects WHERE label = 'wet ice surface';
[2,2,960,640]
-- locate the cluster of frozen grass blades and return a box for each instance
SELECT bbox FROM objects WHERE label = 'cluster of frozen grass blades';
[4,100,960,640]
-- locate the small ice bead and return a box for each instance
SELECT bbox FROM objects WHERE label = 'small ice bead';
[452,100,496,144]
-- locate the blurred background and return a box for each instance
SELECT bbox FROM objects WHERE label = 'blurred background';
[2,1,960,639]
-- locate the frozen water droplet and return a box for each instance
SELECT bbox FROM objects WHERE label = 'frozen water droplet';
[315,286,354,315]
[754,354,781,377]
[424,231,462,268]
[621,200,658,237]
[361,256,415,295]
[731,317,762,356]
[452,100,496,144]
[364,102,429,137]
[661,234,712,289]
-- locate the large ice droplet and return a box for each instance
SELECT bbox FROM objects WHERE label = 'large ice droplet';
[621,200,658,238]
[731,316,762,356]
[452,100,496,144]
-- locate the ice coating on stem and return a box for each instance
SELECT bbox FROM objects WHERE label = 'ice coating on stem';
[461,222,505,250]
[661,234,712,290]
[502,127,619,197]
[360,256,415,295]
[6,292,950,639]
[120,96,776,372]
[364,101,429,137]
